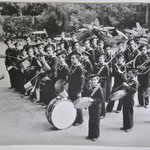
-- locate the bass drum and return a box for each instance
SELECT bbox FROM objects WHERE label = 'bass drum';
[46,96,77,130]
[110,89,127,101]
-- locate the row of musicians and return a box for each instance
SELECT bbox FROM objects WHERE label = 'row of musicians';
[4,38,150,114]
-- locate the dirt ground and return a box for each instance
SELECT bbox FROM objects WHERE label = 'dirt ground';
[0,42,150,148]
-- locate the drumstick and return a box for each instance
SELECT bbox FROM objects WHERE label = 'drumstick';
[0,54,20,60]
[26,72,41,83]
[113,84,124,92]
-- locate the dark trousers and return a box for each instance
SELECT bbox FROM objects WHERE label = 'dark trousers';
[100,99,105,117]
[138,84,149,106]
[40,80,56,105]
[123,99,134,129]
[101,83,107,117]
[138,75,149,106]
[18,71,26,94]
[74,109,83,124]
[8,68,17,88]
[106,99,123,112]
[106,78,112,103]
[88,103,101,138]
[68,90,83,124]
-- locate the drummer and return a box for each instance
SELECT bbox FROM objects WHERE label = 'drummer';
[106,54,126,113]
[94,53,109,119]
[56,50,70,81]
[134,44,150,108]
[120,68,138,132]
[83,74,104,141]
[68,51,85,126]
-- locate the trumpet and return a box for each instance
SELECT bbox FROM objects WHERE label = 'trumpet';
[37,54,51,72]
[106,50,121,65]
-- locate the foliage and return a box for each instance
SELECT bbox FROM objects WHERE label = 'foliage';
[0,2,148,38]
[2,16,33,38]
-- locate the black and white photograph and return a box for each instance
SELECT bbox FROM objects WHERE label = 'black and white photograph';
[0,0,150,149]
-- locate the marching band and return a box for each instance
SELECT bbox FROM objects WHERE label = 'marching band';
[3,32,150,141]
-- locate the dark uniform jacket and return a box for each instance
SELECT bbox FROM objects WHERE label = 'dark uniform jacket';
[68,64,85,101]
[56,64,70,81]
[124,48,139,63]
[82,59,93,78]
[95,63,109,88]
[111,63,126,90]
[47,56,59,80]
[83,84,104,106]
[5,48,17,68]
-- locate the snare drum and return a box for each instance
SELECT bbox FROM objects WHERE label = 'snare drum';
[74,97,94,109]
[46,96,77,129]
[110,89,127,101]
[20,60,31,71]
[54,79,68,93]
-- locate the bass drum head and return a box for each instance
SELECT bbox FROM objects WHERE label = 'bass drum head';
[46,98,77,130]
[110,90,127,101]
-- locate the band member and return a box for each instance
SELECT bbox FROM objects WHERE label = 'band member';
[106,54,126,113]
[82,51,93,78]
[84,39,95,68]
[60,32,69,50]
[68,52,85,126]
[18,48,28,96]
[95,54,109,118]
[65,46,73,67]
[24,46,41,99]
[4,38,17,89]
[56,50,70,81]
[147,50,150,91]
[45,45,59,82]
[134,44,150,108]
[120,68,138,132]
[124,39,140,66]
[70,33,78,50]
[104,45,112,62]
[23,36,33,52]
[91,36,99,64]
[73,41,83,54]
[45,37,53,45]
[37,43,48,58]
[83,74,104,141]
[104,45,113,103]
[116,41,125,56]
[97,40,104,55]
[59,41,67,54]
[14,42,24,92]
[39,45,58,105]
[26,46,41,82]
[33,45,40,57]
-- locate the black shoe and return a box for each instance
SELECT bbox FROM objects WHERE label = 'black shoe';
[120,127,125,130]
[91,138,97,141]
[125,128,132,132]
[100,116,105,119]
[144,105,148,108]
[9,87,14,89]
[73,122,83,126]
[85,136,91,140]
[116,110,121,113]
[137,105,143,107]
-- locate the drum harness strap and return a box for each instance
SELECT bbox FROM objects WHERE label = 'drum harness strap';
[90,84,100,97]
